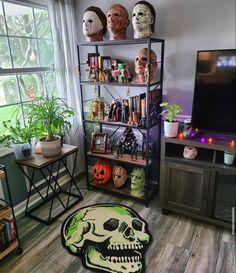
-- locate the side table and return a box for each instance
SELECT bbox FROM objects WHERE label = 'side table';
[16,144,83,225]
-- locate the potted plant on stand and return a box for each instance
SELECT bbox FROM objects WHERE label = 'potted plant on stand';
[159,102,182,137]
[26,95,75,158]
[0,118,35,160]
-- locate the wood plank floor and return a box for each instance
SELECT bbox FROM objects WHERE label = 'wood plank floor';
[0,178,235,273]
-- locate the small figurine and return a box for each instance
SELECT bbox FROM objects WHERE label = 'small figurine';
[130,139,139,160]
[121,99,129,123]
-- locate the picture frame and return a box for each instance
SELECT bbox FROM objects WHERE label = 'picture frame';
[91,132,108,154]
[88,53,99,69]
[101,56,112,70]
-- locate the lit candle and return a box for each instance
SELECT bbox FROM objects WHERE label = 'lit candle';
[208,137,213,144]
[230,140,235,147]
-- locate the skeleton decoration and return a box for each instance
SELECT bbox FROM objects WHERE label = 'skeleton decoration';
[83,6,107,42]
[107,4,130,40]
[62,204,151,273]
[130,168,145,198]
[112,165,127,188]
[132,1,156,38]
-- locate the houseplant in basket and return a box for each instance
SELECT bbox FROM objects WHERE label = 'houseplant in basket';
[26,95,75,157]
[159,102,182,137]
[0,118,35,160]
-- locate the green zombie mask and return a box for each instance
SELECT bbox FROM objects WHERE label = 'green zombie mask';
[130,168,145,198]
[62,204,151,273]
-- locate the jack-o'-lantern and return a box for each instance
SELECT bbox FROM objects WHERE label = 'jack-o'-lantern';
[93,160,112,184]
[112,165,127,188]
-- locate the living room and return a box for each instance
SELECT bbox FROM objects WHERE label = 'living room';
[0,0,235,272]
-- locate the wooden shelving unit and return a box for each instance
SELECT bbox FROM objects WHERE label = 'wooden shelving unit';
[0,165,22,260]
[78,37,165,206]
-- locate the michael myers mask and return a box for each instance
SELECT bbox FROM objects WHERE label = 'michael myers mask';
[62,204,151,273]
[83,7,106,42]
[130,167,145,198]
[132,2,155,38]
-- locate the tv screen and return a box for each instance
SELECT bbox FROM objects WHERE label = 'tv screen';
[191,49,236,135]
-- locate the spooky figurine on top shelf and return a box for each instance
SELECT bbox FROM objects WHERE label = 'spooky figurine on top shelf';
[107,4,130,40]
[134,48,157,83]
[132,1,156,38]
[82,6,107,42]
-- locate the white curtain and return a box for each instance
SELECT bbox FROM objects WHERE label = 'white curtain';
[48,0,85,174]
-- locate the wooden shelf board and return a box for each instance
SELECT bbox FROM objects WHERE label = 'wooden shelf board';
[0,206,12,220]
[87,151,152,167]
[90,181,157,202]
[0,240,19,260]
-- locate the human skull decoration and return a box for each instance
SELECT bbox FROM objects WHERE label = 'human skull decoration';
[62,204,151,273]
[130,168,145,198]
[112,165,127,188]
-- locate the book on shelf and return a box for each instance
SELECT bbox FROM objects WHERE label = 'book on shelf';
[0,222,7,250]
[4,215,15,241]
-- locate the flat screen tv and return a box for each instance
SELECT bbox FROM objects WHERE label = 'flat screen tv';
[191,49,236,136]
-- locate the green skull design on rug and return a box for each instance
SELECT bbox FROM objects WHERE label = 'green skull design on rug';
[61,204,151,273]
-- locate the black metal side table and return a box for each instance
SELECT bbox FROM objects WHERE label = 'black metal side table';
[16,144,83,225]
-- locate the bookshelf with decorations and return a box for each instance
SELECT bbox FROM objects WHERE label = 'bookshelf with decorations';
[0,165,22,260]
[77,38,165,206]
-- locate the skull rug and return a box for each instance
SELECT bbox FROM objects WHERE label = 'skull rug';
[61,203,151,273]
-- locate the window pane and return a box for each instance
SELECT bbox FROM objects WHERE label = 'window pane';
[18,73,44,101]
[38,39,53,66]
[0,36,11,68]
[0,75,20,105]
[4,2,35,37]
[9,37,39,68]
[0,2,6,35]
[44,72,56,95]
[0,105,19,135]
[34,8,51,38]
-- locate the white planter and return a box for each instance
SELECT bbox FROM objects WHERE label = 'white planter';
[12,143,33,160]
[163,120,179,137]
[224,152,235,165]
[39,136,62,158]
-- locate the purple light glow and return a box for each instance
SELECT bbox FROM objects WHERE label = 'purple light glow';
[201,138,206,143]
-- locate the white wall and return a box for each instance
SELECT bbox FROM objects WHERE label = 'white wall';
[75,0,235,115]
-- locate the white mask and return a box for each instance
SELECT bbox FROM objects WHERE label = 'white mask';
[83,11,103,36]
[132,4,154,38]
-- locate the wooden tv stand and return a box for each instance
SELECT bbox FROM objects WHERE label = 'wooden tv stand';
[159,134,236,229]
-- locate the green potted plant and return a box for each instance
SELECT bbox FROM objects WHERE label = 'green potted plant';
[26,95,75,157]
[0,118,35,160]
[159,102,183,137]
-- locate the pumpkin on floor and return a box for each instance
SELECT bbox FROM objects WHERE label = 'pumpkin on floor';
[93,160,112,184]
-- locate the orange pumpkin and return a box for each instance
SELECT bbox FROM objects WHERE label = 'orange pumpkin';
[93,160,112,184]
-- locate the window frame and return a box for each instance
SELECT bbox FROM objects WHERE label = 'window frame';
[0,0,55,139]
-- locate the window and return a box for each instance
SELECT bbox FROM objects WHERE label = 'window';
[0,0,55,136]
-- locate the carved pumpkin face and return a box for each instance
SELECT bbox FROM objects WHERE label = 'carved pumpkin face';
[112,165,127,188]
[93,160,112,184]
